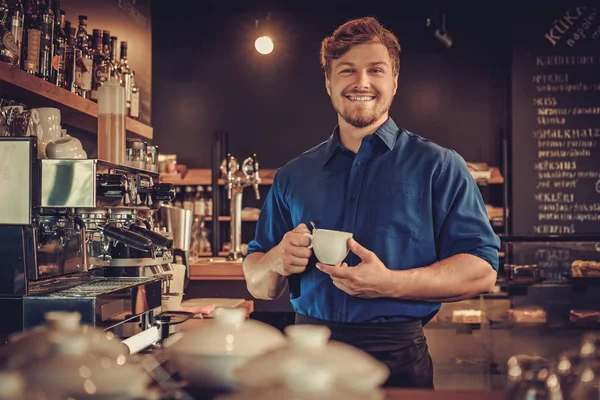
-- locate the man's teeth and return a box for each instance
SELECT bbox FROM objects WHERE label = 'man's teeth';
[347,96,374,101]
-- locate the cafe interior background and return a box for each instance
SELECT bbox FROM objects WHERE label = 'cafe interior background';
[0,0,599,396]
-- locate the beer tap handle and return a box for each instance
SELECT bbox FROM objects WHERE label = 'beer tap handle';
[221,154,239,200]
[253,154,261,200]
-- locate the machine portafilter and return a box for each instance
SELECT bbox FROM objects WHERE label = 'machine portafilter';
[221,153,261,261]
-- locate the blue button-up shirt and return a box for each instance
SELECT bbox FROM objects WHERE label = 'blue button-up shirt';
[246,117,500,323]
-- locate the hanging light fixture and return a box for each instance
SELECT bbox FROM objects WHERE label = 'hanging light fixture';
[254,13,274,55]
[426,13,454,48]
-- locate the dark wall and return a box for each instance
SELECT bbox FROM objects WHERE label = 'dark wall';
[152,3,511,170]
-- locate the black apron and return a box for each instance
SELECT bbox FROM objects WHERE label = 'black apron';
[295,313,434,388]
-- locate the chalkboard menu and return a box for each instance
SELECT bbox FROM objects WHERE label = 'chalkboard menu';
[512,7,600,235]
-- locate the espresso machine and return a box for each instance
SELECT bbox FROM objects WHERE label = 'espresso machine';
[221,153,261,261]
[0,137,177,344]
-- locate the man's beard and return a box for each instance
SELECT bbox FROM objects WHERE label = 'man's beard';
[333,92,393,128]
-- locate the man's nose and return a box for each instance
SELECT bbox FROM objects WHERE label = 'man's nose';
[352,70,370,90]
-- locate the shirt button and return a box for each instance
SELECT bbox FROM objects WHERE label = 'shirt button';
[355,161,362,168]
[336,310,342,318]
[350,196,356,203]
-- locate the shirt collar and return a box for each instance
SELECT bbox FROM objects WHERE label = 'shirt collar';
[322,117,399,165]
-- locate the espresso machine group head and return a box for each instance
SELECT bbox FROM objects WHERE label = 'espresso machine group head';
[0,137,176,342]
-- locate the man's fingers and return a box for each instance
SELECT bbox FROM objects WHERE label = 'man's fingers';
[331,278,352,294]
[289,246,312,259]
[286,265,307,275]
[348,238,374,262]
[316,262,351,278]
[286,255,309,267]
[288,232,312,247]
[293,223,310,234]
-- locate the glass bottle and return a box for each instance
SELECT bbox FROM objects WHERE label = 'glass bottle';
[556,350,583,400]
[183,186,194,212]
[206,185,213,217]
[74,15,91,98]
[504,355,559,400]
[129,69,140,119]
[62,26,78,92]
[9,0,24,63]
[50,2,65,86]
[117,41,132,111]
[22,0,40,74]
[90,28,107,101]
[0,0,19,66]
[36,0,53,81]
[194,185,205,216]
[108,35,120,82]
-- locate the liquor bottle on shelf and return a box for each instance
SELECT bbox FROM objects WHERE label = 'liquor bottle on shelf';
[194,185,206,217]
[118,41,132,112]
[108,35,120,82]
[173,187,182,208]
[101,29,109,55]
[183,186,194,212]
[62,26,77,92]
[50,3,65,86]
[0,0,19,66]
[74,15,91,98]
[206,185,213,217]
[9,0,24,63]
[129,69,140,119]
[22,0,41,74]
[37,0,54,81]
[90,28,107,101]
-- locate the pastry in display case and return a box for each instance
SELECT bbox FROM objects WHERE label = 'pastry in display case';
[503,264,540,283]
[451,309,483,324]
[571,260,600,278]
[507,307,547,324]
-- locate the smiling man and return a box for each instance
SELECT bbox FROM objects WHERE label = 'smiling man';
[243,17,500,388]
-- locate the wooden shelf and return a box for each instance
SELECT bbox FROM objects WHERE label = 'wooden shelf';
[0,62,152,139]
[160,168,277,186]
[197,252,229,257]
[203,215,259,222]
[190,260,245,280]
[164,166,503,186]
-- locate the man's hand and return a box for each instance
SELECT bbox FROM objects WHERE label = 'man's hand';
[316,238,394,298]
[270,223,313,277]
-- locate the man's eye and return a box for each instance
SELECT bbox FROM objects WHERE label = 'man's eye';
[340,68,354,73]
[370,69,383,73]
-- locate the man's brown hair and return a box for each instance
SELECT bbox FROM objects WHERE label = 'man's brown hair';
[320,16,401,78]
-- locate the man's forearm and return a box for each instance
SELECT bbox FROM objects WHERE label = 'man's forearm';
[243,251,287,300]
[388,254,497,302]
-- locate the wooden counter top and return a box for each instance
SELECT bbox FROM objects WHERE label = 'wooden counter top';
[190,259,245,280]
[385,389,503,399]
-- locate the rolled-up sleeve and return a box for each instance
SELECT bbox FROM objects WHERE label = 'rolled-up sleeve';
[245,171,293,257]
[433,150,500,270]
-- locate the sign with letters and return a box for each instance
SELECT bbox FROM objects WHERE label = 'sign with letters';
[512,6,600,235]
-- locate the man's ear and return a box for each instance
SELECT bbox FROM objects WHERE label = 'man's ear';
[325,72,331,96]
[392,74,398,96]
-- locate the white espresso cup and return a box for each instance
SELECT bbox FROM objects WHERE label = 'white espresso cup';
[303,228,353,265]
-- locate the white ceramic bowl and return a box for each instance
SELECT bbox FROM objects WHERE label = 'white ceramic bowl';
[45,135,86,159]
[234,324,389,392]
[168,308,287,390]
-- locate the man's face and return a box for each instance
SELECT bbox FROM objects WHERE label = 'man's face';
[326,43,398,128]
